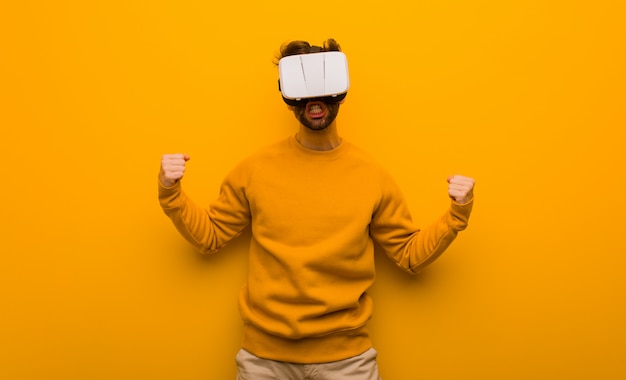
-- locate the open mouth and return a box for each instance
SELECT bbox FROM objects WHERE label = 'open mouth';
[306,101,326,119]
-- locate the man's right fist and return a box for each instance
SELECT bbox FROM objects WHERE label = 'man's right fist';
[160,154,190,187]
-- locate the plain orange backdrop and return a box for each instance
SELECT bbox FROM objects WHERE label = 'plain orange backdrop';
[1,1,625,379]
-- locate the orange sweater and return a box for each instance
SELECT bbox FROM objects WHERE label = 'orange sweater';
[158,136,473,363]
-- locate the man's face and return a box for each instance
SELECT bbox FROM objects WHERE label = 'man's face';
[290,100,341,131]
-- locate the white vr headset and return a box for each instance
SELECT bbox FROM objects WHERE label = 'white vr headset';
[278,51,350,106]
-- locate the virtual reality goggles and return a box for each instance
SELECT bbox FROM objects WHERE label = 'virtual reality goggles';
[278,51,350,107]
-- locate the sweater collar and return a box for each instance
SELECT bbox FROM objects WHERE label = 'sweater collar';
[288,134,347,161]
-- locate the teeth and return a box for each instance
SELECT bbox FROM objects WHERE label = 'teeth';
[310,105,322,114]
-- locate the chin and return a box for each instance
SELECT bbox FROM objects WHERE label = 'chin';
[304,120,331,131]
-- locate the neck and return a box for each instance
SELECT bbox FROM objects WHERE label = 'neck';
[295,122,342,151]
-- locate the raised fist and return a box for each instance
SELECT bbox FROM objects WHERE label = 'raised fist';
[160,154,190,187]
[447,175,475,205]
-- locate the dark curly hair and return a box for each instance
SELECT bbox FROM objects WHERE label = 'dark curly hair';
[274,38,342,65]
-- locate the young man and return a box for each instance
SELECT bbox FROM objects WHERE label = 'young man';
[158,39,475,380]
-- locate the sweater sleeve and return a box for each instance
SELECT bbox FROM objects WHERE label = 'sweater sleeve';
[158,166,251,254]
[369,174,473,274]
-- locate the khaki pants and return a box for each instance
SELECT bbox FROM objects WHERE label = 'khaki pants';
[235,348,382,380]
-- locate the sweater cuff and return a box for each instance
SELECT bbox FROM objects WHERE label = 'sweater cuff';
[449,198,474,230]
[158,177,180,193]
[158,178,184,210]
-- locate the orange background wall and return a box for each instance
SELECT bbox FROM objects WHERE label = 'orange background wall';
[2,1,625,379]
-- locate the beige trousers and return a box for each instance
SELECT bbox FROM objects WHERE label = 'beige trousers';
[235,348,382,380]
